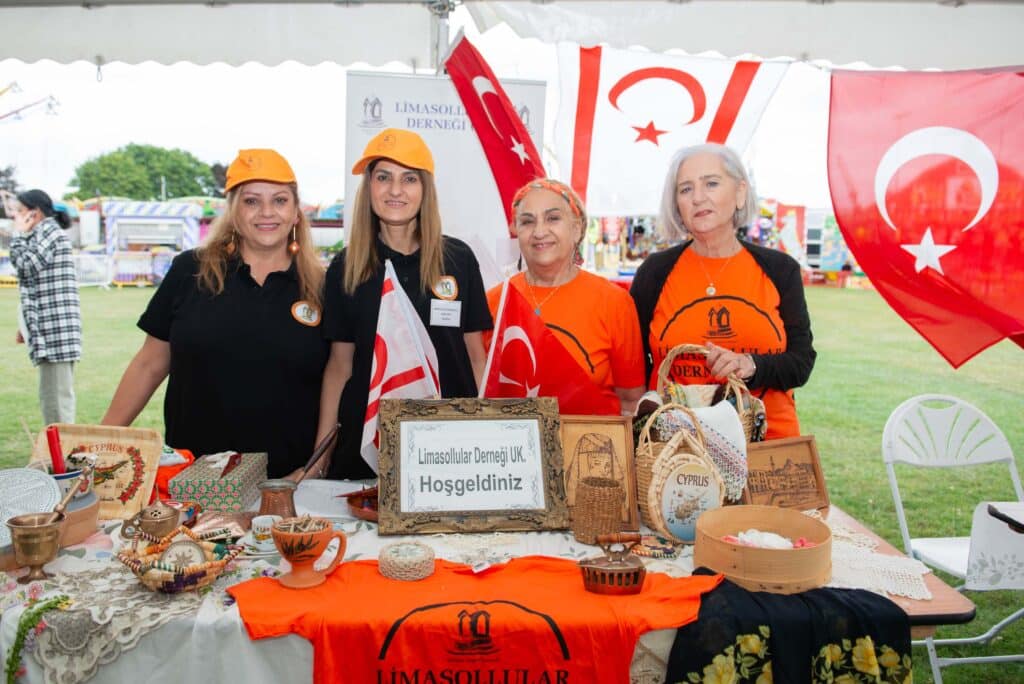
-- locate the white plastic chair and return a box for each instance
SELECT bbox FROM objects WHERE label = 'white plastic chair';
[883,394,1024,682]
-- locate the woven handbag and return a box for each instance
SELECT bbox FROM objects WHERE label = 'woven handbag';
[656,343,767,442]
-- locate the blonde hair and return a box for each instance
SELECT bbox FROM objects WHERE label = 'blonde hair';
[197,183,324,308]
[342,162,445,295]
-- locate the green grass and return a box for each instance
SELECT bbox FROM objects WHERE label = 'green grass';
[1,285,1022,682]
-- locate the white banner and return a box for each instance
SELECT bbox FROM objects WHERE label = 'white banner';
[345,72,546,285]
[555,44,788,217]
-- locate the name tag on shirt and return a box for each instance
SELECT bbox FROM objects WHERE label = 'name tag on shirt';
[430,298,461,327]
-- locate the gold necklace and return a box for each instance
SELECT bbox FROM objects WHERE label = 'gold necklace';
[694,248,739,296]
[525,267,574,315]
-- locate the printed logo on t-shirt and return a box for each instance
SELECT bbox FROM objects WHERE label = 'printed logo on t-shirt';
[377,600,570,682]
[705,305,736,340]
[291,301,321,327]
[431,275,459,301]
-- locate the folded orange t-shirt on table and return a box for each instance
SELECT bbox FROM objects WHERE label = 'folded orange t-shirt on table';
[229,555,722,684]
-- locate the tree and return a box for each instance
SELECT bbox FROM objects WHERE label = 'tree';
[210,162,227,198]
[67,144,217,200]
[0,165,18,218]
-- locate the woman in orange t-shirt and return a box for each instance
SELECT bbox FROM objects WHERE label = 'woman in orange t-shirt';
[630,144,815,439]
[486,179,645,415]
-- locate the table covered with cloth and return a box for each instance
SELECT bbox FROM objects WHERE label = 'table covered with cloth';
[1,480,915,684]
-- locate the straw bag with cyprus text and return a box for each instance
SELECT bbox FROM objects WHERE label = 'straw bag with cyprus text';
[656,343,767,442]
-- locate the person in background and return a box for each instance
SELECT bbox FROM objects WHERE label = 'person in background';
[102,149,328,479]
[630,143,815,438]
[3,189,82,425]
[318,128,492,479]
[486,178,645,416]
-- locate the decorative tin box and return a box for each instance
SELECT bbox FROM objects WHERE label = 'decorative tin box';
[168,452,267,512]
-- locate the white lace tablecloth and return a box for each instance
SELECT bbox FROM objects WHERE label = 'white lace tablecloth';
[0,482,940,684]
[0,480,689,684]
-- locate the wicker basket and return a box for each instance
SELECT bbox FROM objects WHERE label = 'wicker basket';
[636,404,724,543]
[31,424,163,520]
[117,525,242,593]
[693,505,832,594]
[656,344,766,442]
[571,477,625,545]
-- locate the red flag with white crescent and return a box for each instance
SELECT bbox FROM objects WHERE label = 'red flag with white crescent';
[828,69,1024,367]
[480,280,621,415]
[361,260,440,472]
[556,44,788,215]
[444,34,546,233]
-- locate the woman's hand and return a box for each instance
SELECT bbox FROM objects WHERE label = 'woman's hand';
[705,342,755,381]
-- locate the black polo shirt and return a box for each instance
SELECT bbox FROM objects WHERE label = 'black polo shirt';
[322,235,493,479]
[138,250,329,478]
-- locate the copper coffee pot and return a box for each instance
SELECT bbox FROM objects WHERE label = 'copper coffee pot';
[257,480,298,517]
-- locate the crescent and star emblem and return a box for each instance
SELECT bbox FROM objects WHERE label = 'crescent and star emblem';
[497,325,540,396]
[471,75,531,165]
[608,67,707,146]
[873,126,999,275]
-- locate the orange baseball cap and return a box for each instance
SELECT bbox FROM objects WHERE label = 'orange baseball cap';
[225,149,297,192]
[351,128,434,175]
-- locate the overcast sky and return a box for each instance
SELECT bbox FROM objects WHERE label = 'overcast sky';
[0,8,833,210]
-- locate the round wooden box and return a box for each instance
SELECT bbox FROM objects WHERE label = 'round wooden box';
[693,505,832,594]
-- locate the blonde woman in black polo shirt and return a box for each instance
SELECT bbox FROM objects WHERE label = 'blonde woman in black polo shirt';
[103,149,329,479]
[318,129,492,479]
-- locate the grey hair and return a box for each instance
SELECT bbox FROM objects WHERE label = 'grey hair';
[657,143,757,242]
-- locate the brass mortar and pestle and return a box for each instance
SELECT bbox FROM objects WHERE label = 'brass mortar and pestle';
[7,465,94,583]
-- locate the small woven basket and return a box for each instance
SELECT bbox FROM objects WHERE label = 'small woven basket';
[379,541,435,581]
[116,525,242,593]
[656,343,766,442]
[571,477,625,545]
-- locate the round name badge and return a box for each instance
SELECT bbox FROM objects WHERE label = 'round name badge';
[291,301,321,327]
[431,275,459,301]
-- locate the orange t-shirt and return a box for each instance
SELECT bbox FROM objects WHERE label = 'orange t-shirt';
[229,556,722,684]
[648,249,799,438]
[485,271,645,412]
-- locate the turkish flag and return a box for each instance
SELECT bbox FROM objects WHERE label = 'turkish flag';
[480,281,620,415]
[361,260,441,472]
[556,44,788,216]
[828,69,1024,367]
[445,35,546,232]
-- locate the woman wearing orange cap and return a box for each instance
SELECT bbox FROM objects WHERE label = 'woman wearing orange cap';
[486,179,646,415]
[318,128,492,479]
[103,149,329,479]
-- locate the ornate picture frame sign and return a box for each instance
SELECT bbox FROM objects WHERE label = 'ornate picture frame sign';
[377,398,569,535]
[740,435,830,513]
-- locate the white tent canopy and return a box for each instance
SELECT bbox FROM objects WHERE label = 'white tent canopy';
[0,1,437,67]
[466,1,1024,70]
[0,1,1022,70]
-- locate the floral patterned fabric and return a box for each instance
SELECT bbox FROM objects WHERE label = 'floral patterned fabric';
[669,570,912,684]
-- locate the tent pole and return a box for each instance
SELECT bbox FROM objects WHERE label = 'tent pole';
[429,0,455,70]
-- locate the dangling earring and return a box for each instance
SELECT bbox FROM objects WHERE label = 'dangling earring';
[225,232,237,255]
[288,225,300,255]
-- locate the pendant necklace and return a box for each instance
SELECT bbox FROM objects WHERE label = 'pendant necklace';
[525,267,573,315]
[695,248,738,297]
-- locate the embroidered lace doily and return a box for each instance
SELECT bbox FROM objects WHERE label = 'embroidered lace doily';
[31,564,243,684]
[812,513,933,600]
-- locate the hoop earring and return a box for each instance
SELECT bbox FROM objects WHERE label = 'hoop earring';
[225,232,237,255]
[288,225,300,255]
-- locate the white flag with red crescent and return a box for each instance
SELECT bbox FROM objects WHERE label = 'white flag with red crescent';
[360,260,440,472]
[556,43,788,216]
